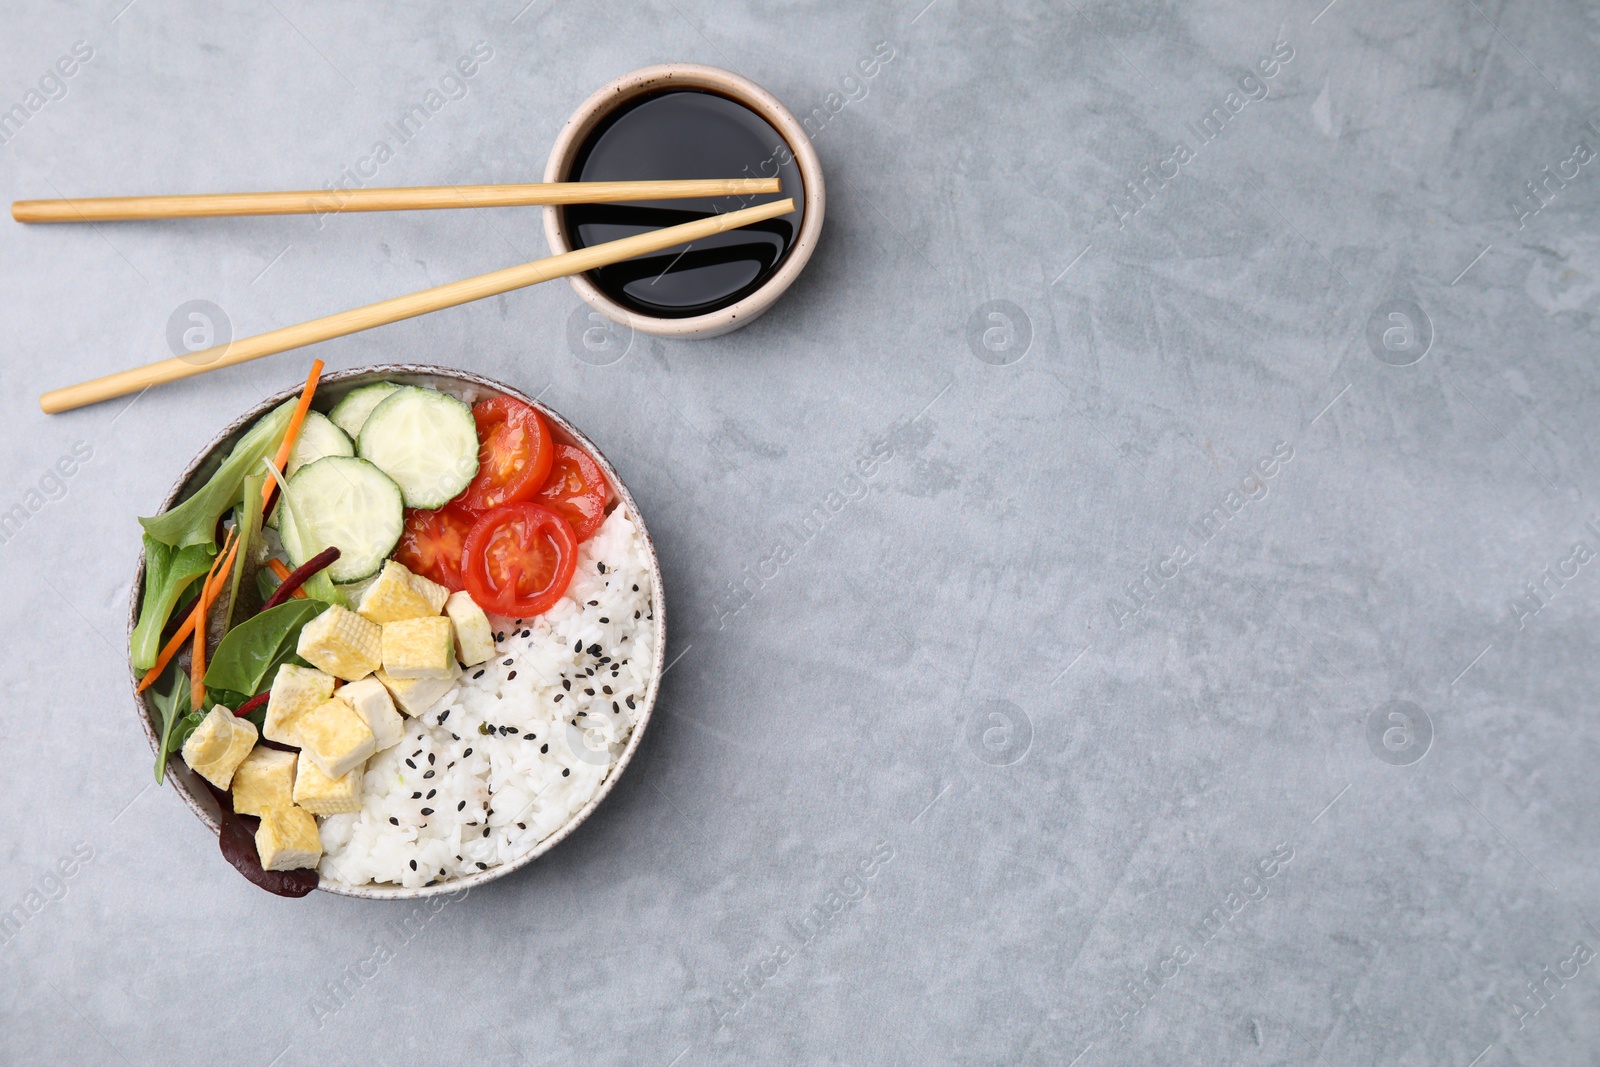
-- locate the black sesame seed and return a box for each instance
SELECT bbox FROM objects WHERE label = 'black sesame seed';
[483,827,491,837]
[588,643,602,656]
[420,807,434,816]
[562,768,570,777]
[540,743,548,753]
[587,600,599,606]
[632,584,638,591]
[585,688,595,696]
[428,752,436,765]
[389,817,399,825]
[405,759,416,768]
[507,671,517,680]
[575,639,583,653]
[517,822,526,830]
[523,733,535,740]
[504,658,514,666]
[452,734,461,741]
[458,800,466,811]
[599,617,609,623]
[464,747,473,756]
[562,679,571,691]
[520,629,530,638]
[476,861,489,870]
[439,709,451,723]
[634,611,640,619]
[626,697,635,709]
[426,789,436,799]
[423,769,436,779]
[447,761,455,769]
[613,701,619,712]
[597,562,606,573]
[603,685,613,695]
[409,859,418,871]
[554,693,564,702]
[412,792,422,799]
[473,669,485,679]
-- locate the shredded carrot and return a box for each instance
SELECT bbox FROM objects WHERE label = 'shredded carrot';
[266,557,309,598]
[260,359,324,511]
[138,361,324,697]
[189,527,238,708]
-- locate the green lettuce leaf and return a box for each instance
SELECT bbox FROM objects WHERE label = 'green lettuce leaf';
[130,536,216,671]
[139,399,295,549]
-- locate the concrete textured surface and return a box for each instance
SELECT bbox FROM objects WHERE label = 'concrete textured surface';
[2,1,1598,1064]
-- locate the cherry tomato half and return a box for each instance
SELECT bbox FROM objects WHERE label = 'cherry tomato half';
[462,502,577,618]
[534,443,609,542]
[455,396,554,513]
[393,504,478,592]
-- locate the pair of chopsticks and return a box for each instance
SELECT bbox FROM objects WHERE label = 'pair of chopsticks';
[21,179,791,414]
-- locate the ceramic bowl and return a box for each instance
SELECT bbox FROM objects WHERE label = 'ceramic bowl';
[130,365,667,900]
[543,63,825,339]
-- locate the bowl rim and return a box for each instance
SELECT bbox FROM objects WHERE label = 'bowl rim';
[128,364,668,901]
[542,62,826,339]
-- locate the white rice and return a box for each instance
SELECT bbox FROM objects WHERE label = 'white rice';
[318,507,655,888]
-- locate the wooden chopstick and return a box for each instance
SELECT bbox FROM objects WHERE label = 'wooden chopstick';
[39,197,796,414]
[12,178,781,223]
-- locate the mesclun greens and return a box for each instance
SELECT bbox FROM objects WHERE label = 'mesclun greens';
[151,669,193,783]
[203,598,327,699]
[139,398,295,549]
[130,537,216,671]
[227,472,267,626]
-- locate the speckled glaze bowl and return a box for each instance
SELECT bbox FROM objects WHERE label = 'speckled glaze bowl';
[543,63,826,339]
[129,365,667,900]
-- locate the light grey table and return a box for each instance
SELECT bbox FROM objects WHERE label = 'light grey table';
[2,1,1598,1064]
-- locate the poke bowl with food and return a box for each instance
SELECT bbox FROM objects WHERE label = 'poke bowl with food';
[129,362,665,899]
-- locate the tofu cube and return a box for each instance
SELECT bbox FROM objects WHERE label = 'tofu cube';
[444,590,495,667]
[293,757,362,816]
[409,569,449,615]
[181,706,259,789]
[381,616,456,679]
[296,604,382,681]
[375,665,460,718]
[340,676,404,752]
[263,663,335,746]
[255,804,322,871]
[230,746,297,817]
[356,560,446,624]
[297,696,375,779]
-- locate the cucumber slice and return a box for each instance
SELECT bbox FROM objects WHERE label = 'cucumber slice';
[277,456,404,583]
[285,410,354,476]
[328,382,401,439]
[356,386,479,509]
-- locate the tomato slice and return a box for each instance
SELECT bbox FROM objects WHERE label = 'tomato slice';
[393,504,477,592]
[535,443,610,542]
[455,396,554,513]
[462,502,578,617]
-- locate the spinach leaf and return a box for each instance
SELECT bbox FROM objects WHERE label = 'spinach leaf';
[203,598,326,698]
[151,670,193,783]
[139,398,295,549]
[130,536,216,671]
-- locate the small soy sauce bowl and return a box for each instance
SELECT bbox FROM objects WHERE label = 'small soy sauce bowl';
[544,64,825,339]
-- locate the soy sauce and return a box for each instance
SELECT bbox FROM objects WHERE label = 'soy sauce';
[564,89,805,318]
